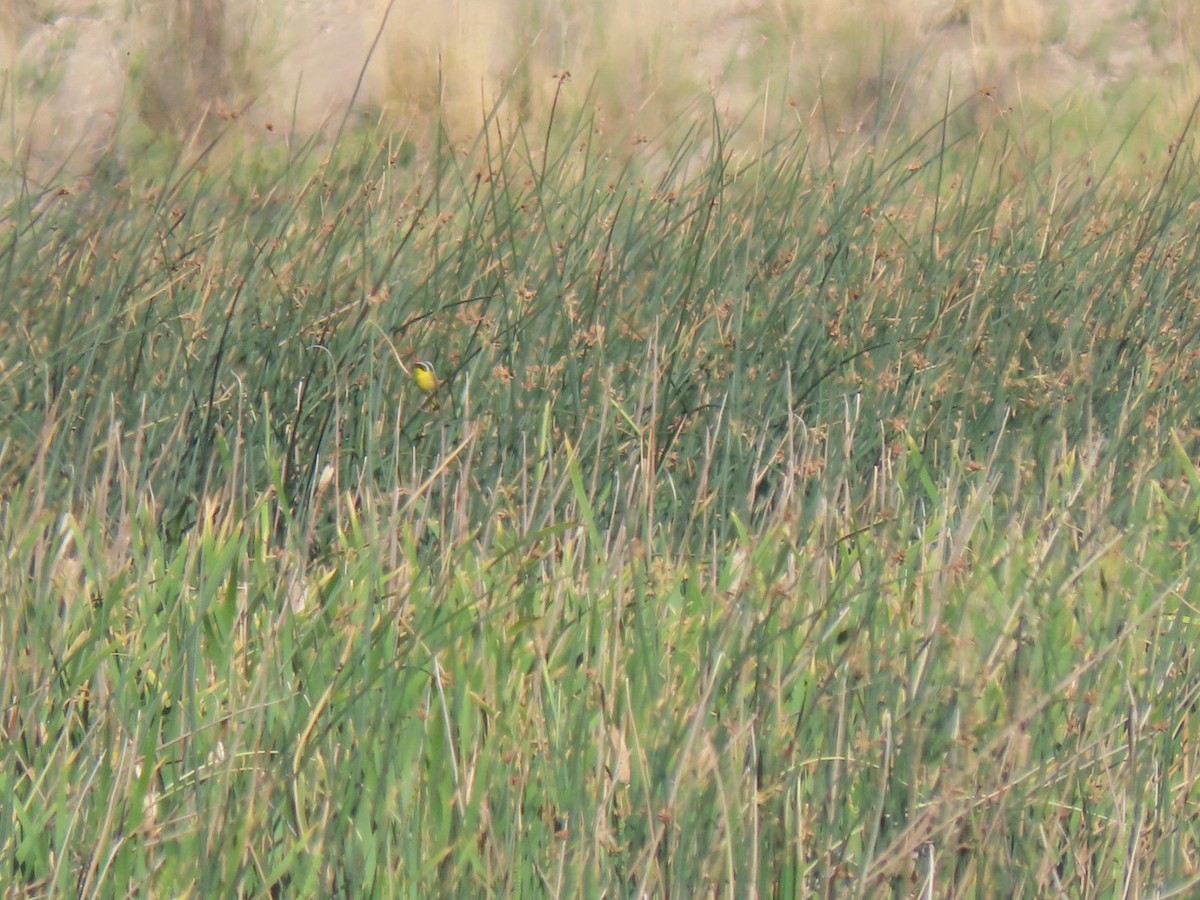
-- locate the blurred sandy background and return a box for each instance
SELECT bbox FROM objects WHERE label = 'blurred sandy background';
[2,0,1197,182]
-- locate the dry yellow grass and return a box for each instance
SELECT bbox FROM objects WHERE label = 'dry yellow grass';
[2,0,1199,181]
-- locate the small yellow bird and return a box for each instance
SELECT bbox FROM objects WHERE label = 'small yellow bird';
[412,360,438,394]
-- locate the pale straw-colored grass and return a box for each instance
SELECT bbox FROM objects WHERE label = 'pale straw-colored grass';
[2,0,1199,182]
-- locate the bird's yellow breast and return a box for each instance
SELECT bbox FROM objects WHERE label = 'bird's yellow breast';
[413,362,438,393]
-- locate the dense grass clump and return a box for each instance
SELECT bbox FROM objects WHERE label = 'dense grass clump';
[4,103,1200,896]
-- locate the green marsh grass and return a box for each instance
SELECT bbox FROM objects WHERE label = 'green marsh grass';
[4,98,1200,895]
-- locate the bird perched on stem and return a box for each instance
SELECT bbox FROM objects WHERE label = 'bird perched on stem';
[412,360,438,395]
